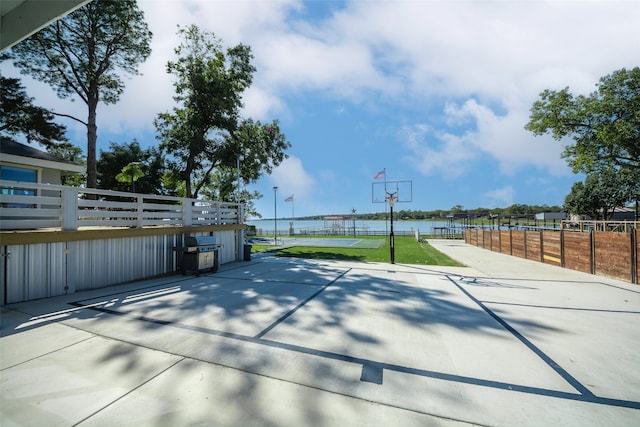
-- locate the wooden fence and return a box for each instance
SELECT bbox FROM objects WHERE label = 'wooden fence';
[465,228,638,284]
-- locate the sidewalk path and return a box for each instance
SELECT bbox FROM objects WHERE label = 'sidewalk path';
[1,243,639,426]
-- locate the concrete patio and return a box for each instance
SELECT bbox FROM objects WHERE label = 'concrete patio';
[1,240,639,426]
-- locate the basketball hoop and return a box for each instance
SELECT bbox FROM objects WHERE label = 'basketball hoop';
[372,180,412,204]
[385,193,397,208]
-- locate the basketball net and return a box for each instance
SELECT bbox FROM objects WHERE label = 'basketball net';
[385,195,397,208]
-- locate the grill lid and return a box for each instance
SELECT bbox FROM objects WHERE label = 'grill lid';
[185,236,216,247]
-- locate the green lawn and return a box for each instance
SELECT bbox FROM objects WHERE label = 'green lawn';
[254,236,463,266]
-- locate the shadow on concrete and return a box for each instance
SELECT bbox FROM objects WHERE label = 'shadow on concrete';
[3,255,640,427]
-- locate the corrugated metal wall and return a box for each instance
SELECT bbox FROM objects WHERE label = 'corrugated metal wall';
[4,242,69,303]
[2,230,238,304]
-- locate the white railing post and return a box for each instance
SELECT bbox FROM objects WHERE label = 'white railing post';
[136,195,144,228]
[182,198,192,226]
[62,187,79,230]
[238,203,245,261]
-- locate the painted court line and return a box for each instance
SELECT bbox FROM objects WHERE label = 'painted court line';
[65,263,640,411]
[254,268,352,338]
[445,275,595,398]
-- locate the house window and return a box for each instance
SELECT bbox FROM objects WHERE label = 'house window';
[1,165,37,184]
[1,165,37,206]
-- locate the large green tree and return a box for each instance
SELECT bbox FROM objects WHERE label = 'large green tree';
[526,67,640,173]
[156,25,290,199]
[97,140,165,195]
[563,167,638,220]
[5,0,152,189]
[0,75,67,145]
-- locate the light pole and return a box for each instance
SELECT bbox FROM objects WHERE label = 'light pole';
[273,186,278,245]
[351,208,357,237]
[236,154,244,203]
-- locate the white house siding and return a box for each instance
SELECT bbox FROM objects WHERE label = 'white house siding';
[40,168,62,185]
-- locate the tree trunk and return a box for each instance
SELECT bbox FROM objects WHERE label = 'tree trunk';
[86,94,98,193]
[186,180,192,199]
[185,152,196,198]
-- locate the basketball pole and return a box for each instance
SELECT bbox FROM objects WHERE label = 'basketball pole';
[387,192,396,264]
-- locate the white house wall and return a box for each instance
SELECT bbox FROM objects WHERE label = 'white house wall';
[40,168,62,185]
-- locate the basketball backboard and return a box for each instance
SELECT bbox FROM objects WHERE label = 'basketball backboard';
[372,180,412,203]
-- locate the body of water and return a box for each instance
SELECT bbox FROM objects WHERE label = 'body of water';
[246,218,456,234]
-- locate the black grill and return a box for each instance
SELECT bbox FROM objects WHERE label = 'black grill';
[182,236,222,276]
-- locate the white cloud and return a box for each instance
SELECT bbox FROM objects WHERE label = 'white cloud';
[3,0,638,187]
[256,33,390,98]
[444,99,569,176]
[332,0,639,100]
[241,86,286,121]
[484,186,515,208]
[319,169,337,182]
[402,124,476,178]
[9,0,637,133]
[269,155,316,200]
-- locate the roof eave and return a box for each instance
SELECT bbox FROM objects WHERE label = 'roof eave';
[1,153,85,174]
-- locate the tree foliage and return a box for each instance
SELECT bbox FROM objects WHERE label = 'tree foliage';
[229,119,291,182]
[156,25,290,199]
[333,204,563,222]
[46,142,86,187]
[0,75,67,145]
[115,162,145,192]
[526,67,640,173]
[97,140,165,195]
[6,0,152,189]
[563,167,639,219]
[199,168,263,219]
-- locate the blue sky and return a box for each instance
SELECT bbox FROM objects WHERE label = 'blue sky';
[3,0,639,218]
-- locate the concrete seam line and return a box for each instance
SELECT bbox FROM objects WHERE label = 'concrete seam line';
[72,357,186,427]
[0,335,95,371]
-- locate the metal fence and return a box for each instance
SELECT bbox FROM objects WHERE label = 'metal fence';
[253,228,419,237]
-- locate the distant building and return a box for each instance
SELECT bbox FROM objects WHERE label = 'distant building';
[446,212,476,220]
[0,137,84,185]
[610,207,635,221]
[535,212,566,221]
[566,207,636,221]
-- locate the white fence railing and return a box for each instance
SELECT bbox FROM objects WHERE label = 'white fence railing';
[0,180,243,231]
